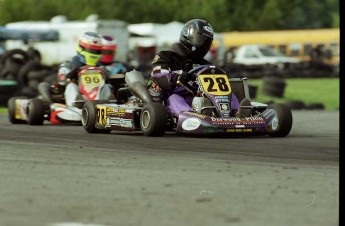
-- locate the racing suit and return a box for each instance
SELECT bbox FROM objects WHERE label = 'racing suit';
[151,43,240,116]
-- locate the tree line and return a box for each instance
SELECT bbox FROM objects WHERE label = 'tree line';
[0,0,339,32]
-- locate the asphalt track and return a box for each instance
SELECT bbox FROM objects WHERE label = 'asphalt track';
[0,110,339,226]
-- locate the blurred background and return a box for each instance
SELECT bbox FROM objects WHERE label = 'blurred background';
[0,0,340,110]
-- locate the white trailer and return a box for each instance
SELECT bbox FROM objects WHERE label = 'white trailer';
[5,15,129,65]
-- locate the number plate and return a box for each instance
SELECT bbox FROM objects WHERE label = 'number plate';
[198,74,231,95]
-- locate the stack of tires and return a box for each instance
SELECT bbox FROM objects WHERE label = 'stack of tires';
[262,76,286,98]
[0,48,58,106]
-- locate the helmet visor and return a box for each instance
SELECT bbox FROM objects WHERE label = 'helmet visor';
[190,33,213,48]
[80,45,102,54]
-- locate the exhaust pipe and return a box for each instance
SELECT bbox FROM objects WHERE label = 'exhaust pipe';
[37,82,53,103]
[125,70,153,104]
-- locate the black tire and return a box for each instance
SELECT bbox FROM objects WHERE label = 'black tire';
[283,100,306,110]
[262,76,286,97]
[305,102,325,110]
[27,48,41,62]
[0,49,29,79]
[262,85,285,97]
[268,103,293,137]
[248,84,258,99]
[7,96,29,124]
[140,102,167,137]
[82,100,111,133]
[27,98,45,125]
[0,49,28,65]
[17,61,43,86]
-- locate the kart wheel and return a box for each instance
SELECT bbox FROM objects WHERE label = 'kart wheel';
[7,96,29,124]
[140,102,167,137]
[268,103,293,137]
[27,98,45,125]
[82,100,111,134]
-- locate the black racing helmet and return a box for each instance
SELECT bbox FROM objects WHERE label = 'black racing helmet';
[179,19,214,58]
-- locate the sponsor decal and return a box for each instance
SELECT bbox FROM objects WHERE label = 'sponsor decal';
[184,112,207,119]
[107,108,126,116]
[203,25,214,34]
[211,116,265,125]
[182,118,201,131]
[222,113,230,118]
[111,118,133,128]
[106,117,111,127]
[226,128,253,133]
[215,96,229,102]
[219,103,229,112]
[15,99,29,119]
[96,106,107,126]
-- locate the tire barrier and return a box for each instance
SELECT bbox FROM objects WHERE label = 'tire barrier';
[305,102,325,110]
[0,79,20,106]
[223,61,338,79]
[283,100,306,110]
[262,76,286,98]
[0,48,58,105]
[248,84,258,99]
[0,49,29,80]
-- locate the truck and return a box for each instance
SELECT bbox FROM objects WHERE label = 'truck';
[4,15,130,65]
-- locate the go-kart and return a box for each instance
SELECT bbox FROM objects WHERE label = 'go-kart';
[81,65,293,137]
[8,65,115,125]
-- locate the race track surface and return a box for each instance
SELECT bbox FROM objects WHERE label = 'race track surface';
[0,110,339,226]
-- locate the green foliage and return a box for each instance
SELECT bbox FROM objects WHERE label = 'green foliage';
[0,0,339,31]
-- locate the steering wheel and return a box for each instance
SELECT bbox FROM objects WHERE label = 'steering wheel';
[187,64,211,76]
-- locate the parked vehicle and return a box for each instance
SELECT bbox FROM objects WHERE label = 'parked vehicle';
[231,44,300,67]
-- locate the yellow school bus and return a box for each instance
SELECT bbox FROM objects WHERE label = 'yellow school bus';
[220,28,340,65]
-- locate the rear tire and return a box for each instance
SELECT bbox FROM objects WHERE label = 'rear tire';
[27,98,45,125]
[140,102,167,137]
[268,103,293,137]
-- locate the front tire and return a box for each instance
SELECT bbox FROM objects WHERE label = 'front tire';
[268,103,293,137]
[140,102,167,137]
[82,100,111,133]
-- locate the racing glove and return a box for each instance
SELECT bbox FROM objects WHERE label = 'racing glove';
[176,71,189,86]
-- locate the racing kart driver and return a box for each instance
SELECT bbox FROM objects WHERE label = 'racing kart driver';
[150,19,251,118]
[37,31,113,106]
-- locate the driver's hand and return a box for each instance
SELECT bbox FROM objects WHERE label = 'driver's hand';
[177,71,189,86]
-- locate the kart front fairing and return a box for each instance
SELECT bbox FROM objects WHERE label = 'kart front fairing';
[78,66,106,100]
[175,108,277,135]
